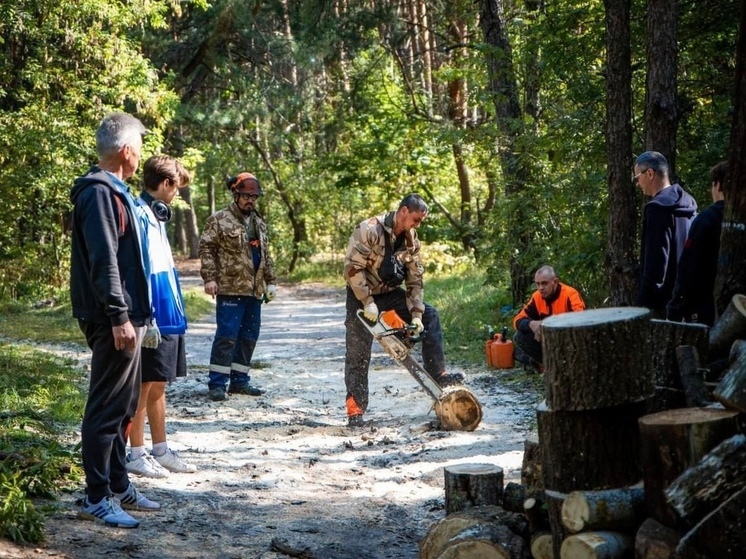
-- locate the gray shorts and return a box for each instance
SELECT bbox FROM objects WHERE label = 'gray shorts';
[141,334,186,383]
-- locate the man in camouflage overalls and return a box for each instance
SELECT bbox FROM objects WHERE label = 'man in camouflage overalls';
[343,193,463,427]
[199,172,277,401]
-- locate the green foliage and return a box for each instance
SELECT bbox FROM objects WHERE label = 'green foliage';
[0,341,85,544]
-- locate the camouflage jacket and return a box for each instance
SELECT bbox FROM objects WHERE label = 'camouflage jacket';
[344,210,425,318]
[199,202,276,297]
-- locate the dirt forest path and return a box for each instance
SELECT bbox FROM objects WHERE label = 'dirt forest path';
[2,276,542,559]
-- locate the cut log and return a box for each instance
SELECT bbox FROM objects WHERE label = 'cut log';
[530,533,554,559]
[559,531,632,559]
[634,517,681,559]
[713,339,746,412]
[650,319,709,390]
[638,407,740,527]
[537,400,648,493]
[542,307,653,411]
[665,433,746,528]
[419,505,528,559]
[708,293,746,359]
[560,487,645,534]
[524,494,550,534]
[521,434,543,494]
[434,522,530,559]
[444,463,503,514]
[674,486,746,559]
[674,345,713,407]
[544,489,568,559]
[503,482,526,513]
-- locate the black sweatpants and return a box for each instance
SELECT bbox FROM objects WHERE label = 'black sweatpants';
[79,321,144,502]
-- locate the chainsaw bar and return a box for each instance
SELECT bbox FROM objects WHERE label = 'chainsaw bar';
[357,310,443,402]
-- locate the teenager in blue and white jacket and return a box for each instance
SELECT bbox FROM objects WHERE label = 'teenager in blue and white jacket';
[127,155,197,479]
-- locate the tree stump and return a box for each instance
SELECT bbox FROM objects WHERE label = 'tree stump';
[542,307,653,410]
[559,531,632,559]
[708,293,746,359]
[503,481,526,514]
[521,434,543,494]
[444,463,503,514]
[536,400,647,493]
[419,505,528,559]
[675,345,713,407]
[634,517,681,559]
[650,319,709,389]
[675,486,746,559]
[713,339,746,411]
[638,407,741,527]
[561,487,645,534]
[665,433,746,528]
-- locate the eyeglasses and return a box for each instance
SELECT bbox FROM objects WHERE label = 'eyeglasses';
[238,193,259,201]
[632,169,648,183]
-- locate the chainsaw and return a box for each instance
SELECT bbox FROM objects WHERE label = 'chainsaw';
[357,309,483,431]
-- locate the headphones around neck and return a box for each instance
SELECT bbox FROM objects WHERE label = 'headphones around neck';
[141,191,172,222]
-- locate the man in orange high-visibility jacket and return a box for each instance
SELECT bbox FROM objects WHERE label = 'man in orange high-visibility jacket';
[512,265,586,371]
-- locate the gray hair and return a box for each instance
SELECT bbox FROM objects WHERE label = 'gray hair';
[95,113,146,158]
[635,151,669,177]
[535,265,557,279]
[398,193,428,213]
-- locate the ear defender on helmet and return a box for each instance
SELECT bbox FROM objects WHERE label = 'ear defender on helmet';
[227,172,264,197]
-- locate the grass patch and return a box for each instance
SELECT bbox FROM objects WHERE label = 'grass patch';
[0,341,85,544]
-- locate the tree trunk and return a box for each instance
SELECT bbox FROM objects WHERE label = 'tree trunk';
[634,517,681,559]
[178,185,201,258]
[545,489,568,559]
[561,487,645,534]
[604,0,637,307]
[560,531,632,559]
[643,0,678,179]
[713,339,746,411]
[444,463,504,514]
[708,293,746,359]
[537,400,647,494]
[675,486,746,559]
[521,434,543,495]
[665,433,746,528]
[638,407,741,527]
[542,308,653,411]
[714,1,746,316]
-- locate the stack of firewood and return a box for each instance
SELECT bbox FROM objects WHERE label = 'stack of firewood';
[417,296,746,558]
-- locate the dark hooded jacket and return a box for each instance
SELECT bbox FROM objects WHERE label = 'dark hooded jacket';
[637,183,698,312]
[69,167,151,327]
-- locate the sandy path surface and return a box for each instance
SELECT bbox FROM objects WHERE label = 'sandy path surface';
[2,280,541,559]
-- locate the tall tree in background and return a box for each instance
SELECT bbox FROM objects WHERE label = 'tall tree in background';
[714,0,746,314]
[644,0,679,176]
[604,0,638,305]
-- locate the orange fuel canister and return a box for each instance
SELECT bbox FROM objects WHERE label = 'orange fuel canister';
[490,327,515,369]
[485,337,495,368]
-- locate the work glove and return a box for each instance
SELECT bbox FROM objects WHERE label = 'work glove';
[410,317,424,336]
[142,319,162,349]
[264,284,277,303]
[363,302,379,322]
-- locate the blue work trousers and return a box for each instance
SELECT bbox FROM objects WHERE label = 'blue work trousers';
[208,295,262,390]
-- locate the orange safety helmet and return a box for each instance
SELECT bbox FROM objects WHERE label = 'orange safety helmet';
[226,172,263,196]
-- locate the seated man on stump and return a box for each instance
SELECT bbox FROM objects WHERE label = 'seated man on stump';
[512,265,586,371]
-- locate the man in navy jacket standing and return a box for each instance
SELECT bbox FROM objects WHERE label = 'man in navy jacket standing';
[634,151,698,317]
[70,113,160,528]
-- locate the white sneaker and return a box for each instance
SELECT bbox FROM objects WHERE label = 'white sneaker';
[154,449,197,473]
[126,452,170,478]
[114,482,161,511]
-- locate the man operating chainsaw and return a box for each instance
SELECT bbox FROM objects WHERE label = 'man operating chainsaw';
[343,193,464,427]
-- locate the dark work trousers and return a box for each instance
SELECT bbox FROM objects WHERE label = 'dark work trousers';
[513,329,543,367]
[208,295,262,390]
[344,286,446,416]
[79,320,144,503]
